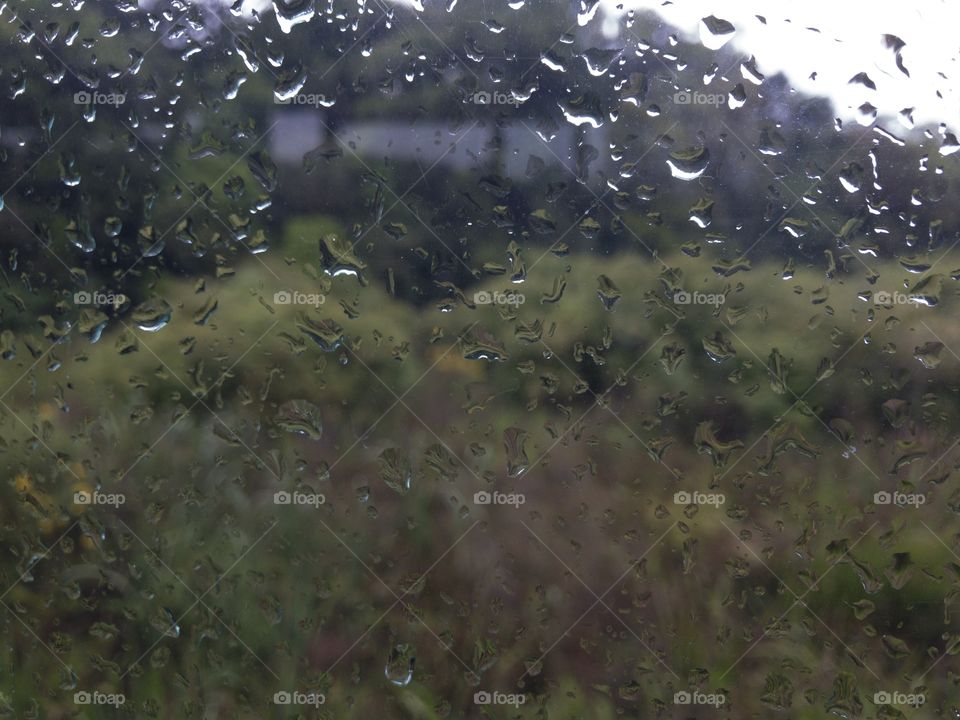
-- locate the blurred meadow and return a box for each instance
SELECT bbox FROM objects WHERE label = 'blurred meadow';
[1,1,959,718]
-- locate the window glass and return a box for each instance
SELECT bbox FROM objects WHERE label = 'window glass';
[0,0,956,717]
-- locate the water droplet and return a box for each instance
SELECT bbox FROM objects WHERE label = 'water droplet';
[577,0,601,26]
[596,274,622,310]
[296,315,344,352]
[699,15,736,50]
[378,448,412,493]
[557,94,604,128]
[580,47,622,76]
[461,326,508,362]
[131,296,172,332]
[272,0,316,34]
[319,235,367,280]
[104,217,122,237]
[503,427,529,477]
[667,146,710,181]
[914,341,944,369]
[385,643,415,686]
[275,399,323,440]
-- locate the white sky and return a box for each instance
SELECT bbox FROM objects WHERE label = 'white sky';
[599,0,959,131]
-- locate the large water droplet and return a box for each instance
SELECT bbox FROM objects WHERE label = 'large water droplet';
[272,0,316,34]
[699,16,736,50]
[667,146,710,181]
[580,47,622,76]
[378,448,412,493]
[503,427,529,477]
[385,643,415,687]
[131,296,172,332]
[275,399,323,440]
[557,94,604,128]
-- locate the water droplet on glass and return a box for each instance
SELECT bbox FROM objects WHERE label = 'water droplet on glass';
[275,399,323,440]
[557,94,604,128]
[503,427,529,477]
[667,146,710,181]
[580,47,622,76]
[596,274,622,310]
[385,643,415,686]
[131,296,172,332]
[699,15,736,50]
[378,448,413,493]
[273,0,316,34]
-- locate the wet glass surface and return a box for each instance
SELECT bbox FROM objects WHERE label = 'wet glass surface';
[0,0,959,717]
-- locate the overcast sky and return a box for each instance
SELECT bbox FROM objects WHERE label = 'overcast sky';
[600,0,957,131]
